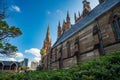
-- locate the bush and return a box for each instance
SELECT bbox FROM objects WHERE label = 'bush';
[1,51,120,80]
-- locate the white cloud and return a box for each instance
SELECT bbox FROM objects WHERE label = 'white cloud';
[18,59,24,62]
[47,11,51,15]
[11,5,21,12]
[0,52,24,62]
[56,9,65,17]
[33,57,41,62]
[16,52,24,58]
[0,53,4,57]
[28,61,31,69]
[25,48,40,57]
[6,58,16,61]
[9,52,24,58]
[56,9,63,13]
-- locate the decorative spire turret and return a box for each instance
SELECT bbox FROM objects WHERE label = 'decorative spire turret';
[62,20,66,32]
[62,11,71,32]
[78,11,81,17]
[82,0,91,17]
[57,21,62,39]
[74,13,77,23]
[74,11,82,23]
[66,11,70,23]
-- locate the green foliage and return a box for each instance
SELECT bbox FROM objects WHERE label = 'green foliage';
[40,48,46,56]
[1,51,120,80]
[20,66,29,70]
[0,1,22,56]
[0,20,22,56]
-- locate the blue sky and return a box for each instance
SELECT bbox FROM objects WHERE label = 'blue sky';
[0,0,98,67]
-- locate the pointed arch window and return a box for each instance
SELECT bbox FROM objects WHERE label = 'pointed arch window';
[67,42,71,57]
[74,38,79,52]
[118,18,120,26]
[112,15,120,40]
[55,48,57,61]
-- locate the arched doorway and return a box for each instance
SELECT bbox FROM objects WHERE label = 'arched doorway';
[0,62,3,70]
[11,63,17,71]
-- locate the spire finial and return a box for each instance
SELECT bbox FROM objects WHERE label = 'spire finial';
[58,20,60,27]
[78,11,80,17]
[67,11,69,18]
[74,13,77,20]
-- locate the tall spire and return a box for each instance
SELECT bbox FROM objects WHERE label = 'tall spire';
[43,25,51,54]
[46,25,50,42]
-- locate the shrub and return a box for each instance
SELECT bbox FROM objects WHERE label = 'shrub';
[1,51,120,80]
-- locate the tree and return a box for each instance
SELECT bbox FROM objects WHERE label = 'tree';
[40,48,46,56]
[0,0,22,56]
[0,0,8,20]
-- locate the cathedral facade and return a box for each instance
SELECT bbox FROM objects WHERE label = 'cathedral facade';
[41,0,120,70]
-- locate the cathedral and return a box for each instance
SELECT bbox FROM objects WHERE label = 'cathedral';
[40,0,120,70]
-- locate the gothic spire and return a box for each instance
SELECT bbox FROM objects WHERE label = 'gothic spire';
[66,11,70,23]
[78,11,81,17]
[57,21,62,39]
[67,11,70,18]
[46,25,50,41]
[42,25,52,55]
[58,21,60,27]
[74,13,77,23]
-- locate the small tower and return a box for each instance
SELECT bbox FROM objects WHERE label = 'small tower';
[57,21,62,39]
[82,0,91,17]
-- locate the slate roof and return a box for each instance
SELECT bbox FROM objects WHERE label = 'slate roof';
[52,0,120,48]
[0,61,20,66]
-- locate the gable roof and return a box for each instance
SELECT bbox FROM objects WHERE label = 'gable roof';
[2,61,20,66]
[52,0,120,48]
